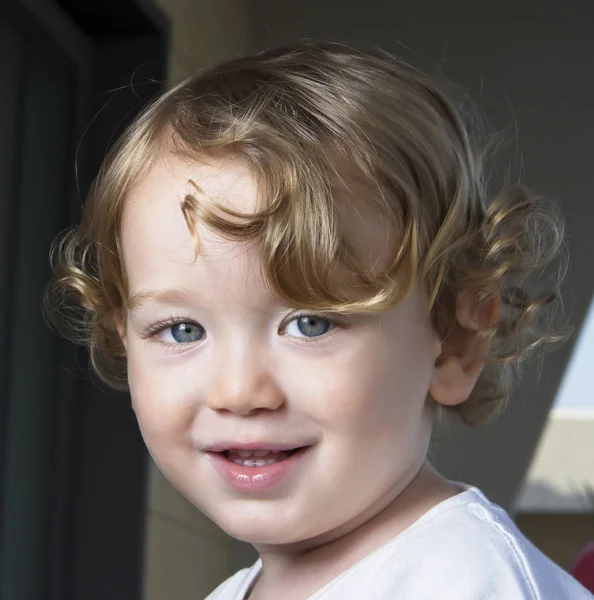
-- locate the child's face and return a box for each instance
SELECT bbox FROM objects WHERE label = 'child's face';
[121,156,441,546]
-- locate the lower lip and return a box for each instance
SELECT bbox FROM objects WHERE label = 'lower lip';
[206,448,309,492]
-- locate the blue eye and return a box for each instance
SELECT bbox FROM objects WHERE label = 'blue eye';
[284,315,332,338]
[169,322,205,344]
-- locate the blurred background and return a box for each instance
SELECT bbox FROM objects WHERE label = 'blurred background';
[0,1,592,599]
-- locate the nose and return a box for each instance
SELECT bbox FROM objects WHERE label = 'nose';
[206,345,285,416]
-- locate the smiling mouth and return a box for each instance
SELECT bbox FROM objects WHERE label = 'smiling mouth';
[207,446,310,491]
[222,448,302,467]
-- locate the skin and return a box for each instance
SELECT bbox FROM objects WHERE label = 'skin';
[120,155,493,599]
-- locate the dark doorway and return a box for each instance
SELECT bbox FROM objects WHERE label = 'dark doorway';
[0,2,169,599]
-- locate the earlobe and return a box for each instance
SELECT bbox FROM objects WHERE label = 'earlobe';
[430,353,483,407]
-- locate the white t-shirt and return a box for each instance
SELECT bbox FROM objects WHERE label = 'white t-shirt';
[205,487,593,599]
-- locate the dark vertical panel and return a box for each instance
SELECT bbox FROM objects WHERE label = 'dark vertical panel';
[0,16,23,538]
[0,2,169,600]
[65,34,164,600]
[0,10,75,598]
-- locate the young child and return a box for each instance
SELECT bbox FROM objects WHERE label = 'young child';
[46,42,592,599]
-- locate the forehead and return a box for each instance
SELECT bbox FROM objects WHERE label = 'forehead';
[123,155,258,230]
[123,155,260,255]
[121,156,261,301]
[120,154,394,301]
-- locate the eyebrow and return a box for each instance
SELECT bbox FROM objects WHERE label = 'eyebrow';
[126,288,197,315]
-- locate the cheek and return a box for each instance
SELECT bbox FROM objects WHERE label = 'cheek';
[285,337,434,434]
[126,349,194,446]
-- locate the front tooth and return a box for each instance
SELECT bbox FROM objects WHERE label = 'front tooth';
[253,449,270,457]
[237,450,253,458]
[230,452,290,467]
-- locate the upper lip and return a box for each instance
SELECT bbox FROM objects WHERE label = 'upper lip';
[203,441,311,453]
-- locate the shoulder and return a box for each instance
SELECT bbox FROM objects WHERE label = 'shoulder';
[205,560,261,600]
[359,488,591,599]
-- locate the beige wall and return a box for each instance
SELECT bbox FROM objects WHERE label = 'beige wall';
[142,2,254,599]
[515,410,594,513]
[514,410,594,572]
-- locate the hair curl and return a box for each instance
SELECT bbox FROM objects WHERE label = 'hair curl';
[45,42,568,425]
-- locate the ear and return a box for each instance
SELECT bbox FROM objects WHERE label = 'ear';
[430,286,500,407]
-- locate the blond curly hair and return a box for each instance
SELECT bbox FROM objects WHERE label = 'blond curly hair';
[45,42,567,425]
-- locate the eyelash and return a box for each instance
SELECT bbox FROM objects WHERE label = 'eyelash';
[140,316,195,339]
[140,312,348,348]
[281,312,348,344]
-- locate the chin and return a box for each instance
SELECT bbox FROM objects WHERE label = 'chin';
[210,506,316,547]
[218,518,292,546]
